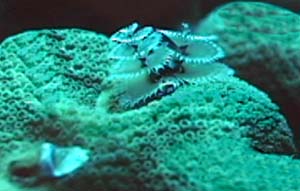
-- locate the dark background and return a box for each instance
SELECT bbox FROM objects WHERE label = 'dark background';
[0,0,299,42]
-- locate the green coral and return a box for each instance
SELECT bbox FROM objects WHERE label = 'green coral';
[0,29,112,148]
[0,27,299,191]
[0,29,111,106]
[196,1,300,139]
[25,77,298,191]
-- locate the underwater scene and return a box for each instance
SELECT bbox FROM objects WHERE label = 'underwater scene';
[0,0,300,191]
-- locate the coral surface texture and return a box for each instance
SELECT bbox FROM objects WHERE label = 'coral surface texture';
[197,1,300,145]
[1,2,300,191]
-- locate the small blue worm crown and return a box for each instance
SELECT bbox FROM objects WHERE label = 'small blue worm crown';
[108,22,233,109]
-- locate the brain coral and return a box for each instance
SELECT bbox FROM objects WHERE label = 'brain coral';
[13,76,298,191]
[0,29,112,151]
[196,1,300,146]
[0,28,299,191]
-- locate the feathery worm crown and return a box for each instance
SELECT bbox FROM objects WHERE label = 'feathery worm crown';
[108,22,233,109]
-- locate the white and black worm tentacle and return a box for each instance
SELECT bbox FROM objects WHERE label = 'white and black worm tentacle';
[128,79,182,109]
